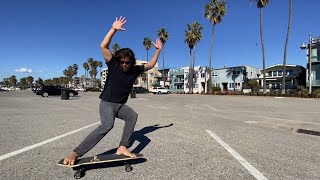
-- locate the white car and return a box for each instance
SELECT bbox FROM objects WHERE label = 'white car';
[74,87,86,92]
[152,87,170,94]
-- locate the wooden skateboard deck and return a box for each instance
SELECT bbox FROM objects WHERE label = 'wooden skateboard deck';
[58,153,143,179]
[58,153,143,168]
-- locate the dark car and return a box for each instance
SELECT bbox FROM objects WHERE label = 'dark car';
[132,86,149,94]
[36,85,78,97]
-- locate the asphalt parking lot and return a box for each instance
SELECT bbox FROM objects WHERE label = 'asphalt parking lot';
[0,91,319,180]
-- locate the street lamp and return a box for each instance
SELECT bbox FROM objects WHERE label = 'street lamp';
[300,32,312,94]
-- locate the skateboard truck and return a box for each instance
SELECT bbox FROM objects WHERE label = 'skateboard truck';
[91,155,99,162]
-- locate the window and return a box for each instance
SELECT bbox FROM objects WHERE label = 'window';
[236,83,241,89]
[268,71,272,77]
[286,70,293,75]
[314,64,320,80]
[311,48,318,62]
[272,71,277,77]
[278,70,283,76]
[233,71,240,75]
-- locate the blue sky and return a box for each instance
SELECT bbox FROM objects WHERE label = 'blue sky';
[1,0,320,81]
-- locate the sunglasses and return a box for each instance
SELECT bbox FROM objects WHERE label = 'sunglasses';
[120,61,131,65]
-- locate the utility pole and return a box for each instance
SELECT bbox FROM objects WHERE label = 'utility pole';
[308,32,312,94]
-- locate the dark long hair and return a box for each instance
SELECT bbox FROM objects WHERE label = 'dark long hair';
[113,48,136,66]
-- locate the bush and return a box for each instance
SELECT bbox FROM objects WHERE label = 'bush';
[212,86,221,92]
[315,89,320,95]
[87,87,102,92]
[302,88,309,95]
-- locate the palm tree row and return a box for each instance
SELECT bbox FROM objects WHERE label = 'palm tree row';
[250,0,292,94]
[141,0,226,93]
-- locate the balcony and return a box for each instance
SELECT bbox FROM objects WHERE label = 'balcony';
[173,79,184,83]
[309,80,320,86]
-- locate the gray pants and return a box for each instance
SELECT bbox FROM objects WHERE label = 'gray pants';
[74,100,138,157]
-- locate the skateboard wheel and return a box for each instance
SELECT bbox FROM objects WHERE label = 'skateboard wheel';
[125,165,133,172]
[74,172,81,179]
[74,171,83,179]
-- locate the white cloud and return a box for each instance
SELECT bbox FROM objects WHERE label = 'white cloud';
[15,68,33,73]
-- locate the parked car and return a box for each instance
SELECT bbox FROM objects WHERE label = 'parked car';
[132,86,149,94]
[74,87,86,92]
[36,85,78,97]
[0,88,9,92]
[152,87,170,94]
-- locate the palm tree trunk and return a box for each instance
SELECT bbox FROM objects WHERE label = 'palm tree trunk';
[146,50,149,91]
[260,8,267,94]
[281,0,292,95]
[85,70,87,88]
[162,48,165,88]
[189,48,193,94]
[208,24,215,94]
[192,46,196,93]
[85,70,87,89]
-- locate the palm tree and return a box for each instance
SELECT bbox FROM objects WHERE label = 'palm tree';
[9,75,17,89]
[83,62,89,89]
[63,66,74,87]
[19,77,28,89]
[72,64,78,87]
[185,21,203,93]
[281,0,292,95]
[72,64,78,78]
[143,37,152,90]
[89,61,99,87]
[87,58,94,87]
[157,28,169,88]
[204,0,227,94]
[112,43,121,54]
[26,76,34,89]
[251,0,269,93]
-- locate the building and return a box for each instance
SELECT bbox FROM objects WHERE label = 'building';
[258,64,306,91]
[157,68,171,88]
[182,66,210,94]
[73,76,94,89]
[169,68,185,93]
[212,65,260,91]
[303,36,320,91]
[168,66,213,94]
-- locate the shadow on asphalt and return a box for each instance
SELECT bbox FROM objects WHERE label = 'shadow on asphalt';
[73,123,174,176]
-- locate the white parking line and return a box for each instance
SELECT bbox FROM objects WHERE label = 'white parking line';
[206,130,268,180]
[248,115,320,125]
[145,105,168,110]
[136,98,149,100]
[0,122,100,161]
[204,104,217,111]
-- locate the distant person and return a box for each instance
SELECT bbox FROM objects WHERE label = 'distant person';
[63,16,162,165]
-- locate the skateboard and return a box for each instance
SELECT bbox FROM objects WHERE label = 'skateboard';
[58,153,143,179]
